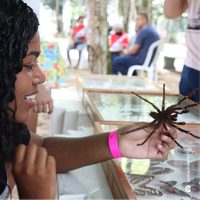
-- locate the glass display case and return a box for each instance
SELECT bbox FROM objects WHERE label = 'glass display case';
[84,91,200,125]
[94,122,200,200]
[76,74,166,99]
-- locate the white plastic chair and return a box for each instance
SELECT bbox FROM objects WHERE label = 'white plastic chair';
[127,40,164,83]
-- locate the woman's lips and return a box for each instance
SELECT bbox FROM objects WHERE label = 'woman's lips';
[24,94,36,107]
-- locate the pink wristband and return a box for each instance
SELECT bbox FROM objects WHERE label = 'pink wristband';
[108,130,123,158]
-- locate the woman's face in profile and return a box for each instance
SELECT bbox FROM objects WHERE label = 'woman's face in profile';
[8,31,45,123]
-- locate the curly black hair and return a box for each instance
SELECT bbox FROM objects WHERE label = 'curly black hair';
[0,0,39,187]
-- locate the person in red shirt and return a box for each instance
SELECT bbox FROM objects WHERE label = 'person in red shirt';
[67,16,86,69]
[109,24,128,68]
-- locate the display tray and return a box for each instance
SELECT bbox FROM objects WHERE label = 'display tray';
[76,74,167,99]
[94,122,200,200]
[83,91,200,125]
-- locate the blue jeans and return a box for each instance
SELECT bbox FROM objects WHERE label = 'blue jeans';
[111,52,121,67]
[179,65,200,103]
[112,55,141,75]
[67,43,85,64]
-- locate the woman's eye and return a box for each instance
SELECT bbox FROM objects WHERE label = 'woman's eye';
[24,64,35,69]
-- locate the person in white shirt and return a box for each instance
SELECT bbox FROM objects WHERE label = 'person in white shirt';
[164,0,200,103]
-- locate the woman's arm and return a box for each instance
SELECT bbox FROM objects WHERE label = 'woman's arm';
[164,0,188,19]
[30,123,177,173]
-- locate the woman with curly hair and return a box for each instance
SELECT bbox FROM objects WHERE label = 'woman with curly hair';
[0,0,177,199]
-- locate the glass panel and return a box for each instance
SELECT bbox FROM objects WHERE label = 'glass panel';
[117,127,200,199]
[100,124,124,132]
[81,77,161,91]
[90,92,200,124]
[111,126,200,199]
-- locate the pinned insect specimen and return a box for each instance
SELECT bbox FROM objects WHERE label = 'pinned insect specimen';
[167,160,200,174]
[182,178,200,187]
[182,178,200,192]
[150,158,167,166]
[133,186,162,196]
[191,197,200,200]
[177,148,194,155]
[148,167,174,175]
[160,180,177,187]
[160,181,191,197]
[161,185,191,197]
[129,175,154,186]
[127,175,163,197]
[120,84,200,148]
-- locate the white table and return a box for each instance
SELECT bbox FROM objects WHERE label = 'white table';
[51,87,114,200]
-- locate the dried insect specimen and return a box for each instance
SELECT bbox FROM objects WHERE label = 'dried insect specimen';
[161,185,191,197]
[160,180,177,187]
[148,167,174,175]
[121,84,200,148]
[127,175,163,196]
[129,175,154,186]
[133,186,163,196]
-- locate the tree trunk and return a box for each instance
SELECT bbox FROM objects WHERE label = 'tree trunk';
[86,0,108,74]
[122,0,131,33]
[114,0,120,21]
[138,0,152,23]
[129,0,137,22]
[56,0,60,33]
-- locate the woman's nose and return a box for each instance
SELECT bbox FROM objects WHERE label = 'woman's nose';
[33,65,46,85]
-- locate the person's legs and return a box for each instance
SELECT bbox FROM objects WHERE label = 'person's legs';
[179,65,200,102]
[76,43,85,66]
[67,43,73,66]
[111,53,121,68]
[112,55,139,75]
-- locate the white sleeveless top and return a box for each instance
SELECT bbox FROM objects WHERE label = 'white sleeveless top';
[0,179,8,200]
[184,0,200,71]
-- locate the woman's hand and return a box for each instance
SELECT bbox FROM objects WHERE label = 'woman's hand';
[117,122,177,159]
[13,143,57,199]
[34,84,54,114]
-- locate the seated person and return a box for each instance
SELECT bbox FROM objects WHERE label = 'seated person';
[0,2,176,199]
[112,13,160,75]
[109,24,128,67]
[126,25,140,51]
[67,16,86,69]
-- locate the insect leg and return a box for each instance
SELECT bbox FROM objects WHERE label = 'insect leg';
[165,89,199,111]
[166,119,200,139]
[137,121,161,146]
[162,122,183,148]
[172,103,199,111]
[162,84,165,111]
[122,120,157,135]
[131,91,161,112]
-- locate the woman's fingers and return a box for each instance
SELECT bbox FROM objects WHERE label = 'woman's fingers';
[35,147,48,168]
[157,144,169,158]
[161,134,176,150]
[14,144,27,164]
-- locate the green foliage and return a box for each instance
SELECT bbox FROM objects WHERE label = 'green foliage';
[70,1,86,28]
[41,0,65,11]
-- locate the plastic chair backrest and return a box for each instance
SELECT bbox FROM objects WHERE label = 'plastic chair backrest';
[143,40,164,68]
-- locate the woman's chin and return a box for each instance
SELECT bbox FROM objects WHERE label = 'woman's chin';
[15,111,31,123]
